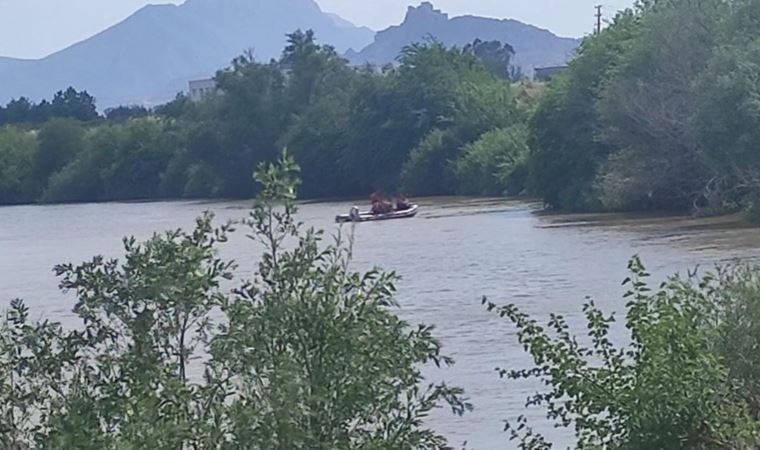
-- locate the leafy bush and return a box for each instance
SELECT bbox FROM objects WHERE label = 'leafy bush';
[455,124,529,196]
[32,118,85,195]
[485,257,760,449]
[526,11,638,211]
[400,129,461,196]
[42,119,178,203]
[0,126,35,204]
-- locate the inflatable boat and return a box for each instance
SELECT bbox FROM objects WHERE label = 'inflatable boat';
[335,205,419,223]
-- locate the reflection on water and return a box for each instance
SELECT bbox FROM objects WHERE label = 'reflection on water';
[1,198,760,449]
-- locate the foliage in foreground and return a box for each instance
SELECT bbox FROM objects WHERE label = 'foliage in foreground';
[0,153,469,449]
[486,256,760,449]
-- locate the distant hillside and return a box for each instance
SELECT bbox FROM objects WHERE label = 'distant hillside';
[0,57,32,75]
[0,0,374,108]
[346,2,580,74]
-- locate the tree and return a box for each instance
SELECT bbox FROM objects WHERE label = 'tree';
[712,265,760,420]
[105,105,150,123]
[455,124,529,196]
[691,0,760,216]
[3,98,33,124]
[594,0,723,212]
[42,124,120,203]
[154,93,193,120]
[344,41,518,194]
[0,126,36,203]
[464,39,517,80]
[32,118,84,195]
[100,119,175,200]
[51,212,234,449]
[400,128,462,196]
[484,257,760,449]
[527,9,640,210]
[49,87,99,122]
[278,29,361,198]
[0,300,77,449]
[208,56,288,197]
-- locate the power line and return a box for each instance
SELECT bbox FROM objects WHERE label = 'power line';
[595,5,603,34]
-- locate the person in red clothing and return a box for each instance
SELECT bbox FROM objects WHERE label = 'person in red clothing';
[370,192,392,214]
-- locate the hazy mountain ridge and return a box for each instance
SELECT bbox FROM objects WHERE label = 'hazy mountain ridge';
[0,56,32,75]
[0,0,374,107]
[0,1,579,108]
[347,3,580,73]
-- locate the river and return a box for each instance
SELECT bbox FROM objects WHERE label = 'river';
[1,197,760,449]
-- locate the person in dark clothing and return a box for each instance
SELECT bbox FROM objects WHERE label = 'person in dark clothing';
[395,194,412,211]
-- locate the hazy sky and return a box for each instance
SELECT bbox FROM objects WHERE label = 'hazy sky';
[0,0,634,59]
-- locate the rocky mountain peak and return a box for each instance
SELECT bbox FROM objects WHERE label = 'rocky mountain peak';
[404,2,449,25]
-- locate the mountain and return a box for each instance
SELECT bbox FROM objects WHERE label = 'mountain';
[0,57,32,75]
[0,0,374,108]
[346,2,579,74]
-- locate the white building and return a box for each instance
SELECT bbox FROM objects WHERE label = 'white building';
[188,78,216,101]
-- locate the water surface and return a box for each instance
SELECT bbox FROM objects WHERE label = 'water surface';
[1,198,759,449]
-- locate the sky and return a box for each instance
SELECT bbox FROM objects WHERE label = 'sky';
[0,0,635,59]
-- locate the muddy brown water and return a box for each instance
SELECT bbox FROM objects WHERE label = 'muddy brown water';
[1,198,759,449]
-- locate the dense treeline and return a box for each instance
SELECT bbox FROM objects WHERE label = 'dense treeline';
[528,0,760,217]
[0,31,529,205]
[0,87,99,125]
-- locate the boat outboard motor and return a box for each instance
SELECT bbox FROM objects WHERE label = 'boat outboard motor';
[349,206,360,221]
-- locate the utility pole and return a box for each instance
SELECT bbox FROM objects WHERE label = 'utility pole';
[595,5,603,34]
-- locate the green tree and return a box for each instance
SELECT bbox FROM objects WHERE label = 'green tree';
[704,263,760,422]
[0,300,76,449]
[104,105,150,123]
[455,124,529,196]
[48,88,99,122]
[527,9,640,210]
[43,119,179,203]
[485,257,760,449]
[345,41,518,195]
[209,56,287,197]
[464,39,517,80]
[278,30,360,198]
[594,0,723,212]
[32,118,85,196]
[3,98,33,124]
[50,211,234,449]
[0,126,36,204]
[400,129,461,196]
[691,0,760,217]
[100,118,175,200]
[42,125,118,203]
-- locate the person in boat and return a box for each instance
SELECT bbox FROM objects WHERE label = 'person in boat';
[349,206,360,221]
[395,194,412,211]
[370,192,392,215]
